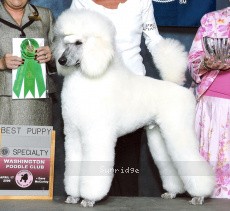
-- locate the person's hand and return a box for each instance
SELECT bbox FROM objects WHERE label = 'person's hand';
[35,46,52,63]
[0,54,24,70]
[203,57,230,71]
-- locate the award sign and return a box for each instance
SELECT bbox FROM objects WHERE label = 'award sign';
[12,38,47,99]
[0,125,55,200]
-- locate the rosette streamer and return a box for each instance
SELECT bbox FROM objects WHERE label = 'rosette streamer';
[13,38,46,98]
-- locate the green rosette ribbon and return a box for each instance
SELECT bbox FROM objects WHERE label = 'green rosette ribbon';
[13,38,46,98]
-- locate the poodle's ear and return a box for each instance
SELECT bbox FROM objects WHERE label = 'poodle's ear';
[81,36,114,78]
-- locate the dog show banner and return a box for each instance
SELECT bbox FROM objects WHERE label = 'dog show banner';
[12,38,47,99]
[0,125,55,200]
[152,0,216,27]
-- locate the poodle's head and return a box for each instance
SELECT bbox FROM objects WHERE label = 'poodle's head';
[52,9,116,78]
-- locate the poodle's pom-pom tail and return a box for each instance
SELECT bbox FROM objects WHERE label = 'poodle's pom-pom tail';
[152,38,188,86]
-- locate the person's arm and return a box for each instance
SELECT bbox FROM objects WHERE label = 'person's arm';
[47,9,54,49]
[188,26,207,84]
[187,12,223,84]
[141,0,187,85]
[46,9,56,73]
[141,0,163,52]
[35,9,56,73]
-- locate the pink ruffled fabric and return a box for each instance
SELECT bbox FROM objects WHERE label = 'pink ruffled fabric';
[195,96,230,198]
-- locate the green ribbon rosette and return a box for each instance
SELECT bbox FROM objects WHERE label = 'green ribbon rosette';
[13,38,46,98]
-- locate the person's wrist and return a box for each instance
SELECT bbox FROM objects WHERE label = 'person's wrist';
[0,58,7,70]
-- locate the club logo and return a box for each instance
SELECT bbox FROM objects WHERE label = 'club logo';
[0,147,10,156]
[15,170,33,188]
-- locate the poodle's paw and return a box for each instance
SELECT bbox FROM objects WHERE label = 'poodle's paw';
[161,192,177,199]
[189,196,204,205]
[80,199,95,207]
[65,196,80,204]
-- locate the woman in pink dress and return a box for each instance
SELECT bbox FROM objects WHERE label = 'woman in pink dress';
[188,7,230,198]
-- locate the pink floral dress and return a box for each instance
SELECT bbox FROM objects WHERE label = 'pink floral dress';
[188,7,230,198]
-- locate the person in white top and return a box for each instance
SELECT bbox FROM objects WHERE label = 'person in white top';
[70,0,163,76]
[69,0,187,197]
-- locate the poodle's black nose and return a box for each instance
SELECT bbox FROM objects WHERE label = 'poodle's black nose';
[58,56,67,65]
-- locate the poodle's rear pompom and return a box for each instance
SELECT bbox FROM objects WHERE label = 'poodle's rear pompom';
[152,38,188,86]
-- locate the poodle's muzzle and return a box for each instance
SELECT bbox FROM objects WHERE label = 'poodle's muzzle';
[58,55,80,67]
[58,42,82,67]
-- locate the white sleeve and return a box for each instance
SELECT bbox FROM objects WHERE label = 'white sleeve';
[70,0,84,9]
[141,0,163,54]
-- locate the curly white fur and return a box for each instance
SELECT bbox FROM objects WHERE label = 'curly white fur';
[152,38,188,85]
[53,9,215,207]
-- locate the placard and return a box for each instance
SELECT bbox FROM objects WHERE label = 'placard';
[12,38,47,99]
[0,125,55,200]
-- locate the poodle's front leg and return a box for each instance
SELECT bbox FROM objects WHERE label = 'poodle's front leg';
[64,130,82,204]
[80,132,116,207]
[146,125,185,197]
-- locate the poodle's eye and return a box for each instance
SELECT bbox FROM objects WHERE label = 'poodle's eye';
[75,41,82,45]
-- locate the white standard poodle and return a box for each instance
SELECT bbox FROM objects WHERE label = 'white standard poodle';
[53,9,215,207]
